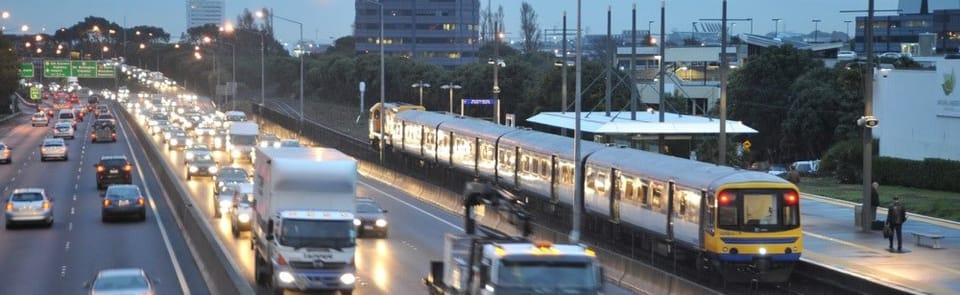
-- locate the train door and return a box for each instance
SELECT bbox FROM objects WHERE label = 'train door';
[610,169,621,223]
[513,147,521,189]
[699,189,710,249]
[473,137,481,177]
[550,155,558,204]
[666,181,676,243]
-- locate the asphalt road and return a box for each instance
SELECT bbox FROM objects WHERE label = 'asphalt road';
[137,97,636,295]
[0,106,208,295]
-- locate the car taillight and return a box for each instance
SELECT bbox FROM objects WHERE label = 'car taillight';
[42,201,50,209]
[137,197,144,206]
[91,133,96,139]
[96,165,104,172]
[5,202,12,211]
[124,164,132,171]
[102,199,111,207]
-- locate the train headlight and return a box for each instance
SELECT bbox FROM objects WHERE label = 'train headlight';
[758,247,767,255]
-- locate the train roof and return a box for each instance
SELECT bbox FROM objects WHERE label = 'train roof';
[499,130,608,159]
[438,116,521,142]
[395,110,454,128]
[586,147,790,191]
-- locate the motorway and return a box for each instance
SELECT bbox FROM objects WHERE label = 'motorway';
[0,108,208,294]
[141,97,637,294]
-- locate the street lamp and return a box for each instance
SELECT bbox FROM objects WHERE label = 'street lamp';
[440,83,462,113]
[260,9,304,132]
[845,20,853,40]
[362,0,386,163]
[812,19,821,43]
[411,81,431,106]
[772,18,782,38]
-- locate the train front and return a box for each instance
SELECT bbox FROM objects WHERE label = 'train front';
[704,185,803,283]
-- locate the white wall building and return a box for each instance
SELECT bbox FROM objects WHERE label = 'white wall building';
[186,0,224,30]
[874,60,960,161]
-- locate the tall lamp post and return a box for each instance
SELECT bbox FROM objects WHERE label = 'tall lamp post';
[772,18,782,37]
[254,11,268,108]
[363,0,386,163]
[440,83,461,113]
[812,19,821,43]
[260,10,304,132]
[411,81,431,106]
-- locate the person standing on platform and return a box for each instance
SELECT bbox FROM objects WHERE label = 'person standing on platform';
[871,181,881,216]
[886,196,907,252]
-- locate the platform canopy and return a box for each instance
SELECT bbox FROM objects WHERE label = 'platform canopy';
[526,111,757,135]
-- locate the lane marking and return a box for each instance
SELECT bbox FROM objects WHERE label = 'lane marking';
[65,241,71,252]
[60,265,67,278]
[70,207,74,215]
[119,110,192,295]
[68,222,72,231]
[359,180,463,231]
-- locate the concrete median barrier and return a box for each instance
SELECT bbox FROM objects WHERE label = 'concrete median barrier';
[117,105,255,295]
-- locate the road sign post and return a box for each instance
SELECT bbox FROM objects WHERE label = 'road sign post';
[460,98,498,121]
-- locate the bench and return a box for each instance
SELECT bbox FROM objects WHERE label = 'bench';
[911,232,945,249]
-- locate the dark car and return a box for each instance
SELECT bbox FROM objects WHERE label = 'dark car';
[213,167,250,195]
[185,150,218,180]
[95,155,132,189]
[91,119,117,143]
[101,184,146,222]
[355,197,388,238]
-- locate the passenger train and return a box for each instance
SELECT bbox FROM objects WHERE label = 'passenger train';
[369,102,802,283]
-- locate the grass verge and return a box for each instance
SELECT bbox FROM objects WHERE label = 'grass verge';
[799,176,960,222]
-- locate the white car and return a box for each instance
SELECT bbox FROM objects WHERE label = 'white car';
[40,138,68,161]
[837,50,857,61]
[52,121,75,139]
[84,268,157,295]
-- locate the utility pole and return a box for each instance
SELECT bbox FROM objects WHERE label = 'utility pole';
[720,0,728,165]
[861,0,876,232]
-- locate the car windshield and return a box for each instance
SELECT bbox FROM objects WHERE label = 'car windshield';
[93,274,148,290]
[44,141,64,147]
[238,193,254,204]
[101,159,128,166]
[497,260,598,289]
[230,135,257,145]
[219,169,248,181]
[107,187,140,200]
[12,193,43,202]
[357,202,381,213]
[194,153,214,161]
[280,219,356,249]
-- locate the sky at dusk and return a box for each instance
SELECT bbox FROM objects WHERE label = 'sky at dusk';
[3,0,899,47]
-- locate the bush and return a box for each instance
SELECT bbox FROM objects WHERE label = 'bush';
[820,139,863,184]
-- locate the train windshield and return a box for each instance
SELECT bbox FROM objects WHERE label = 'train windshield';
[717,189,799,231]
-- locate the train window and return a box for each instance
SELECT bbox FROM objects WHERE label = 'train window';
[559,163,573,185]
[744,193,776,225]
[540,160,549,178]
[624,180,635,202]
[677,190,687,217]
[480,144,495,162]
[596,172,607,193]
[532,159,540,174]
[717,192,738,226]
[521,155,531,172]
[650,181,662,209]
[704,191,715,234]
[585,168,596,190]
[639,182,649,205]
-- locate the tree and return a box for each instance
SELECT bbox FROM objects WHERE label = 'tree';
[727,45,823,163]
[520,2,541,54]
[780,67,845,160]
[0,36,18,114]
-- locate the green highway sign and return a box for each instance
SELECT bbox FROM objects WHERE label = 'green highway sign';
[42,60,116,78]
[43,60,73,78]
[19,63,35,78]
[30,87,41,100]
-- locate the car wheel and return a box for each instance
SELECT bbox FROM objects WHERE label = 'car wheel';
[40,157,46,162]
[5,221,14,229]
[186,173,192,181]
[63,156,68,161]
[140,212,146,221]
[232,224,239,238]
[214,208,221,219]
[46,219,54,228]
[380,231,388,239]
[101,215,109,222]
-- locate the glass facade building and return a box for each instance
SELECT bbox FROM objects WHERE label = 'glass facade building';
[354,0,480,68]
[186,0,224,30]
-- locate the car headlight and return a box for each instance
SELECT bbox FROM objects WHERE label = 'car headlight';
[375,219,388,227]
[353,219,361,226]
[164,134,171,140]
[238,213,251,223]
[260,142,268,148]
[273,142,281,148]
[219,199,233,209]
[189,166,198,173]
[339,273,356,285]
[185,153,195,160]
[208,166,218,173]
[186,139,193,145]
[277,271,295,284]
[170,139,178,145]
[231,150,240,157]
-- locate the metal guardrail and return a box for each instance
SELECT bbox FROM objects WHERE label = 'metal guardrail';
[118,104,255,295]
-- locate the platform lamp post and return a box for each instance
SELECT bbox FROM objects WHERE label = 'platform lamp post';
[812,19,821,43]
[773,18,782,38]
[411,81,431,106]
[440,83,461,113]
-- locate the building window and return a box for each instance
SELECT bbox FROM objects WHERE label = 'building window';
[447,52,461,59]
[443,24,457,31]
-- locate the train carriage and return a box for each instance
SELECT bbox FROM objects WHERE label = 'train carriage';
[434,117,519,176]
[394,110,452,162]
[497,130,607,206]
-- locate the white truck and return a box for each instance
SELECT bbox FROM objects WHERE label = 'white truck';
[227,122,259,163]
[425,182,605,295]
[252,147,358,295]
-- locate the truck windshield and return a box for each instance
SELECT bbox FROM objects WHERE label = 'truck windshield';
[280,219,356,249]
[230,135,256,145]
[497,260,598,292]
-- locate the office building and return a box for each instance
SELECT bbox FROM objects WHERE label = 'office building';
[853,0,960,55]
[186,0,224,30]
[354,0,481,68]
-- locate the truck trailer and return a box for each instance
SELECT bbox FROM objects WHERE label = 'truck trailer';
[227,121,258,163]
[252,147,358,295]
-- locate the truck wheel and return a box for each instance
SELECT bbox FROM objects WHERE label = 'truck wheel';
[271,285,284,295]
[340,289,353,295]
[214,208,221,218]
[254,256,268,285]
[232,224,239,237]
[186,173,192,181]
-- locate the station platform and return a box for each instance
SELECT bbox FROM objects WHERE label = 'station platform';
[800,194,960,294]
